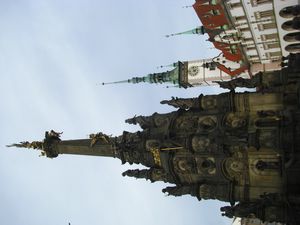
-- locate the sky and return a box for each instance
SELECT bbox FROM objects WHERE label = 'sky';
[0,1,232,225]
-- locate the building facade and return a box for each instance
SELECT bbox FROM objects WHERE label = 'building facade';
[192,0,300,77]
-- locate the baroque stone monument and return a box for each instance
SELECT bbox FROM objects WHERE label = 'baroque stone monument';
[8,54,300,225]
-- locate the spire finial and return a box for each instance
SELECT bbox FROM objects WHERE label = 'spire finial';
[101,80,130,86]
[156,62,178,69]
[6,141,43,150]
[165,26,206,38]
[165,85,180,88]
[182,5,192,8]
[7,130,62,158]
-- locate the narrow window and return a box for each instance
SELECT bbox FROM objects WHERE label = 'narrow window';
[251,0,273,6]
[261,33,278,41]
[264,42,280,50]
[259,22,276,31]
[255,10,274,19]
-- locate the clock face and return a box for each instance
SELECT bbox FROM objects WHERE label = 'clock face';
[188,66,199,77]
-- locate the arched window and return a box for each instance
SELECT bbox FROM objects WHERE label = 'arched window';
[279,5,300,18]
[285,43,300,53]
[282,17,300,31]
[282,20,294,31]
[283,32,300,42]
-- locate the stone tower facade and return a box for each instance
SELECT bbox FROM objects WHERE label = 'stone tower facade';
[9,54,300,224]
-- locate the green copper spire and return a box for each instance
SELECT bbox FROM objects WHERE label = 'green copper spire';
[102,62,181,86]
[165,26,206,38]
[157,62,178,69]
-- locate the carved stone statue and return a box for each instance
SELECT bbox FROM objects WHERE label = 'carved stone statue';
[220,194,281,221]
[162,185,199,199]
[89,132,111,147]
[122,168,172,183]
[125,115,154,129]
[122,169,150,179]
[213,76,261,90]
[220,202,261,219]
[160,97,198,110]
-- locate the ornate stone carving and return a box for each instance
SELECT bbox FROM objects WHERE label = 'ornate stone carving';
[174,116,198,132]
[160,97,198,110]
[191,136,211,152]
[198,116,217,132]
[125,114,154,129]
[151,168,170,183]
[162,185,199,199]
[89,132,111,147]
[221,194,283,221]
[200,95,217,110]
[199,184,230,202]
[7,130,62,158]
[213,76,260,90]
[220,203,259,219]
[122,169,150,179]
[224,113,247,129]
[174,157,196,174]
[222,157,245,181]
[196,157,216,175]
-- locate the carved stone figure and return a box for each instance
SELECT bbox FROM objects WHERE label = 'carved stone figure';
[220,202,261,219]
[199,184,229,202]
[198,116,217,132]
[199,158,216,175]
[191,136,211,152]
[224,113,247,129]
[160,96,198,110]
[89,132,111,147]
[122,169,150,180]
[125,115,154,129]
[213,76,260,90]
[162,185,199,199]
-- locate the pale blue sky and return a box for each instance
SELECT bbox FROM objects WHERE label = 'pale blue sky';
[0,1,232,225]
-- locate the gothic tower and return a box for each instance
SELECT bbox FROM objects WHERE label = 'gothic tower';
[9,54,300,224]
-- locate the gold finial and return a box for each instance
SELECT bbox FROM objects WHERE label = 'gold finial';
[6,130,62,158]
[6,141,43,150]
